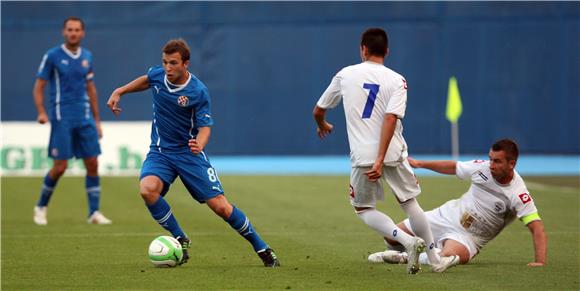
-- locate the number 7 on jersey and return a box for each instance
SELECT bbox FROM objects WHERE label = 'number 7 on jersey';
[362,83,380,119]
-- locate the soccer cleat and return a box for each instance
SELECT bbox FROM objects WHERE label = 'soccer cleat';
[176,236,191,265]
[405,237,426,274]
[257,248,280,267]
[87,211,113,225]
[431,255,460,273]
[368,250,408,264]
[33,206,48,225]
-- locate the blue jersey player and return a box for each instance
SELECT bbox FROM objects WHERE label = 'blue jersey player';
[33,17,112,225]
[107,39,279,267]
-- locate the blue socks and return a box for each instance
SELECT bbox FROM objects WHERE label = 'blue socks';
[147,196,186,239]
[86,175,100,216]
[225,206,268,252]
[37,174,58,207]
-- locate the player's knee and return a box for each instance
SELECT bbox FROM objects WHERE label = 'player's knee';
[84,158,98,175]
[51,162,68,178]
[139,183,161,203]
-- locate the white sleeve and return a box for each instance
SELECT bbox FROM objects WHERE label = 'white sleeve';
[511,190,539,220]
[456,160,487,180]
[316,71,342,109]
[385,77,407,118]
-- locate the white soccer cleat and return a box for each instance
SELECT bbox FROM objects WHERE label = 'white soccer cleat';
[33,206,48,225]
[405,237,426,274]
[87,211,113,225]
[368,250,408,264]
[431,255,460,273]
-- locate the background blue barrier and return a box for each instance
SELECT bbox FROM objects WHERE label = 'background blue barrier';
[2,2,579,155]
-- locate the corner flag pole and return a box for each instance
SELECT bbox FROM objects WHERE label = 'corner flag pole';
[446,77,463,160]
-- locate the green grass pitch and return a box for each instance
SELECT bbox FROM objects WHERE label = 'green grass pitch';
[2,175,579,290]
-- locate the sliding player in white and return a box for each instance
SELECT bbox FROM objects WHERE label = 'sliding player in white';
[369,139,547,267]
[313,28,458,274]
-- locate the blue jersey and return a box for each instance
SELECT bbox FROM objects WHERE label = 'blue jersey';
[146,66,214,152]
[37,44,94,121]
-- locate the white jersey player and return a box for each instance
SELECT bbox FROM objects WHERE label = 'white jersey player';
[369,139,547,267]
[313,28,459,274]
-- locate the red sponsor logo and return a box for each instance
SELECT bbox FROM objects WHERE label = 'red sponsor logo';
[474,160,486,163]
[518,193,532,204]
[349,185,355,199]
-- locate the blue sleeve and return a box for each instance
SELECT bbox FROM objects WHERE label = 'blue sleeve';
[147,66,163,86]
[36,51,53,80]
[195,87,214,127]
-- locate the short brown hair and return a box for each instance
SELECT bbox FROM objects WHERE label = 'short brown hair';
[492,139,519,161]
[162,38,190,62]
[63,16,84,30]
[361,28,388,57]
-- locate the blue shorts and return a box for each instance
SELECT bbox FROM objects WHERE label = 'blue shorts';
[48,119,101,160]
[140,150,224,203]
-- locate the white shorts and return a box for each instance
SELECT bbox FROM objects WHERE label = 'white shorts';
[402,200,479,260]
[349,159,421,208]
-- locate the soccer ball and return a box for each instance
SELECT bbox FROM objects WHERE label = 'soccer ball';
[148,236,183,267]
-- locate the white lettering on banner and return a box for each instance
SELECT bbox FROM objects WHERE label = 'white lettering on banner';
[0,122,151,176]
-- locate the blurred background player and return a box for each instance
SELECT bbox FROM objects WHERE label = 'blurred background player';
[368,139,547,267]
[106,39,279,267]
[313,28,458,274]
[33,17,111,225]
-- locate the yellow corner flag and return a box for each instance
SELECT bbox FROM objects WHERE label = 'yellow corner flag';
[446,76,463,123]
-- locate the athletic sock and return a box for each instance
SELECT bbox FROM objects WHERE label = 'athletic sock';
[225,206,268,252]
[146,196,186,239]
[356,209,415,248]
[400,198,441,264]
[86,175,100,216]
[37,174,58,207]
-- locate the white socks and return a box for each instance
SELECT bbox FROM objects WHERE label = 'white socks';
[356,208,415,248]
[400,198,441,264]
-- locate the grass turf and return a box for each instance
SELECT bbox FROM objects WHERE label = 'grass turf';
[2,175,579,290]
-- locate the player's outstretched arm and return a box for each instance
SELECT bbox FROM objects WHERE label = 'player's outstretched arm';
[408,158,457,175]
[312,105,333,139]
[107,75,149,117]
[526,220,547,267]
[33,78,49,124]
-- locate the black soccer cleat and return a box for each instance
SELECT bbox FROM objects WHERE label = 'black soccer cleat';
[176,236,191,265]
[258,248,280,267]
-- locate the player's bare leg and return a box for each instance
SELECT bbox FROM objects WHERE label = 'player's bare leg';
[34,160,67,225]
[207,195,279,267]
[83,157,111,224]
[141,175,190,264]
[440,239,470,264]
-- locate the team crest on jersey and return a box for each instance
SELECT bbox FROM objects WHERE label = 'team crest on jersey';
[402,78,408,89]
[494,201,505,213]
[518,193,532,204]
[349,185,355,199]
[82,59,89,68]
[177,96,190,107]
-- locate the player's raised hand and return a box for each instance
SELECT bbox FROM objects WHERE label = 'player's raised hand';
[189,138,203,154]
[364,160,383,182]
[107,90,123,117]
[37,112,48,124]
[317,121,334,139]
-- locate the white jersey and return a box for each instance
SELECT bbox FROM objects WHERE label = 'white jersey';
[453,160,539,248]
[317,61,409,167]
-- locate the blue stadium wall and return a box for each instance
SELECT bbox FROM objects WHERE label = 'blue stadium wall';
[2,2,579,155]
